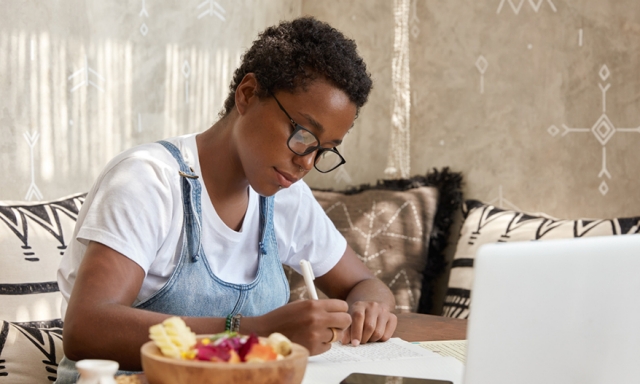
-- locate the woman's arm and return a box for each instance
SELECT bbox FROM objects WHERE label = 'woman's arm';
[62,241,228,370]
[63,241,352,370]
[314,245,398,346]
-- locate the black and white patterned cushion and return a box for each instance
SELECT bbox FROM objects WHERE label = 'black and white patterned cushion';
[443,200,640,319]
[0,320,63,383]
[0,194,85,383]
[0,193,85,326]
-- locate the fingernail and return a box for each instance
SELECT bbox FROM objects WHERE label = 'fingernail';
[351,339,360,347]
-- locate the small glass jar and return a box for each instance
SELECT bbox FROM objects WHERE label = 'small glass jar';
[76,359,119,384]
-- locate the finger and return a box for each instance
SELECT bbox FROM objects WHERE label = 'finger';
[361,313,388,343]
[380,313,398,342]
[349,309,365,346]
[358,310,378,344]
[318,298,350,313]
[341,325,352,345]
[324,327,340,344]
[310,340,332,356]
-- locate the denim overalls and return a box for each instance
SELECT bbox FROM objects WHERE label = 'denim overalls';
[56,140,290,383]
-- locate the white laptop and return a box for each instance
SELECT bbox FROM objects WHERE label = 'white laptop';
[463,234,640,384]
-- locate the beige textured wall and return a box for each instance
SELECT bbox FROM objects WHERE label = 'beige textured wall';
[0,0,301,201]
[6,1,637,220]
[304,0,640,221]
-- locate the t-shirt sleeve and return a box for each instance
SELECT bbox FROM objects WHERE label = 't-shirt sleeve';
[76,153,180,273]
[274,181,347,277]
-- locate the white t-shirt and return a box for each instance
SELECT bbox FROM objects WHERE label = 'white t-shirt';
[57,133,346,319]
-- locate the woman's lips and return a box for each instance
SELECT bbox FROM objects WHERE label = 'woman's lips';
[275,168,297,188]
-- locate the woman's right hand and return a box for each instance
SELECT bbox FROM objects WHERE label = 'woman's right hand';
[251,299,352,355]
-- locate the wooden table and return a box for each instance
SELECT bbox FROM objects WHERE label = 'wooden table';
[393,312,467,342]
[123,313,466,383]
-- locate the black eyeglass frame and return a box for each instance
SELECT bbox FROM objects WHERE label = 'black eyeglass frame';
[270,92,346,173]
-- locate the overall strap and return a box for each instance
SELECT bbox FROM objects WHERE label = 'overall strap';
[258,195,275,256]
[157,140,202,262]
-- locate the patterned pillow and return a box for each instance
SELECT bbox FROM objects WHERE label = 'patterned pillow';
[443,200,640,319]
[0,193,86,326]
[0,320,64,383]
[285,168,462,314]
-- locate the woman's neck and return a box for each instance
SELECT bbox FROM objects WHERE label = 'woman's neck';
[196,115,251,231]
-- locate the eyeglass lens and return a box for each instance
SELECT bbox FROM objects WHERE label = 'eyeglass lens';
[288,127,343,172]
[315,150,343,173]
[288,127,318,155]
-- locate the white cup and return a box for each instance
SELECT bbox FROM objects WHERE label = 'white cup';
[75,359,119,384]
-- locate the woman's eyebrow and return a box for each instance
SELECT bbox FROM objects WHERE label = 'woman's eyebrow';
[300,113,325,133]
[301,113,344,146]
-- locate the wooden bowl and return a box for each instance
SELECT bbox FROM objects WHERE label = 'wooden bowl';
[140,336,309,384]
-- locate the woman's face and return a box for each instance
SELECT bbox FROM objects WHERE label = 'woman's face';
[235,78,357,196]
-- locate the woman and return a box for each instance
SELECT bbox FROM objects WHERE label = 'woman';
[56,16,397,381]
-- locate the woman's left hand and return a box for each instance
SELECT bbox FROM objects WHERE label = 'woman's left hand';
[314,245,398,346]
[340,300,397,346]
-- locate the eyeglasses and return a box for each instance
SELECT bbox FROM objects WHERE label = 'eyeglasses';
[270,92,346,173]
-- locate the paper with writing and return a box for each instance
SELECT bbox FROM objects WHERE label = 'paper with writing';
[310,338,429,363]
[302,338,464,384]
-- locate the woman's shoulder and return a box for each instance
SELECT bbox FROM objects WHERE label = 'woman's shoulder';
[88,135,199,201]
[102,134,197,176]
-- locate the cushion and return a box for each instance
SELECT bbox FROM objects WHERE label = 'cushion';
[285,168,462,314]
[442,200,640,319]
[0,320,64,383]
[0,193,86,326]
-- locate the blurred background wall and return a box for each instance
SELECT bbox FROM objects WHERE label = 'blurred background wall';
[2,0,639,219]
[0,0,301,201]
[3,0,640,316]
[303,0,640,221]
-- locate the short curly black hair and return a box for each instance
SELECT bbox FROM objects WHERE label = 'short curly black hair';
[221,17,373,117]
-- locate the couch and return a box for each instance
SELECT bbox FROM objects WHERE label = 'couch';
[0,168,463,383]
[5,167,639,383]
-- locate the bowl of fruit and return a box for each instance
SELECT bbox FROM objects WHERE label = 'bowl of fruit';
[141,317,309,384]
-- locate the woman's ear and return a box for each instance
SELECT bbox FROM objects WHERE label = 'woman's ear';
[234,73,259,115]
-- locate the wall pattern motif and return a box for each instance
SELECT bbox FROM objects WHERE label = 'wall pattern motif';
[548,65,640,196]
[497,0,557,14]
[197,0,227,21]
[23,131,42,201]
[475,56,488,94]
[68,55,105,93]
[139,0,149,36]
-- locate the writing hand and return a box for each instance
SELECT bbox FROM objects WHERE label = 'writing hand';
[256,299,352,355]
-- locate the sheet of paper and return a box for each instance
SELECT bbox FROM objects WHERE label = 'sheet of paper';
[309,337,432,363]
[416,340,467,363]
[302,338,465,384]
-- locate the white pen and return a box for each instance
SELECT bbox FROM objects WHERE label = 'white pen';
[299,260,319,300]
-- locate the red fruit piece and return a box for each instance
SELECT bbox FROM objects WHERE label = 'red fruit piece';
[195,344,232,362]
[238,333,260,362]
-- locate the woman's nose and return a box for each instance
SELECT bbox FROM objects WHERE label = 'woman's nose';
[296,151,316,172]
